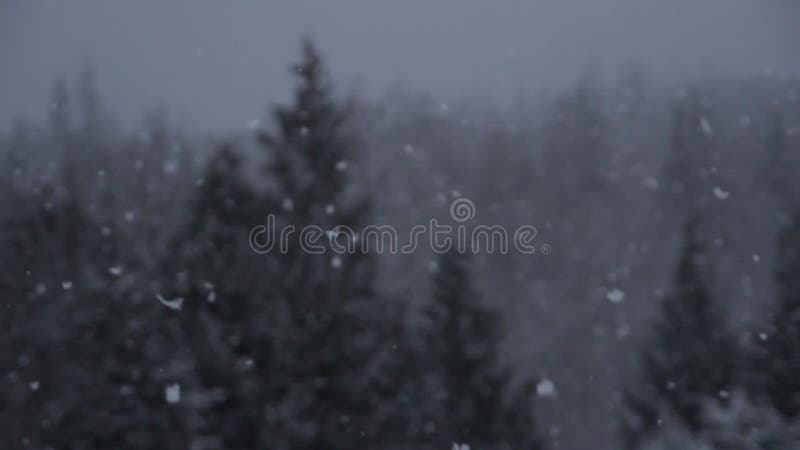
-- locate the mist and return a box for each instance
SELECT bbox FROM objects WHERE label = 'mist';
[2,2,800,450]
[2,0,799,130]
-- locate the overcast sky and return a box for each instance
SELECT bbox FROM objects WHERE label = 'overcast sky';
[1,0,799,131]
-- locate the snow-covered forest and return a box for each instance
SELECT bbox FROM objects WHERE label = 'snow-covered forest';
[2,6,800,449]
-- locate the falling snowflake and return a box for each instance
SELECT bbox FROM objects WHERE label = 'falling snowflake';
[165,384,181,404]
[713,187,730,200]
[700,117,713,136]
[606,288,625,303]
[108,266,123,276]
[61,281,73,290]
[536,378,557,397]
[156,294,184,311]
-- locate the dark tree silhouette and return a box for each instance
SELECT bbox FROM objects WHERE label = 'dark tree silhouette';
[751,209,800,418]
[419,248,541,450]
[622,218,737,448]
[0,80,192,449]
[166,142,269,448]
[255,38,402,449]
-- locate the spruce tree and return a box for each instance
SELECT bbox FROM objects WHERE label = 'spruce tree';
[623,218,737,448]
[168,143,269,447]
[420,248,541,450]
[256,38,399,448]
[46,82,190,450]
[753,209,800,418]
[0,81,191,449]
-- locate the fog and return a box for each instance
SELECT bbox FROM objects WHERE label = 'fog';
[3,2,800,450]
[2,0,799,130]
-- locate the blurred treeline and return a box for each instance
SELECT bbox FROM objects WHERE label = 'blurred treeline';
[1,40,800,450]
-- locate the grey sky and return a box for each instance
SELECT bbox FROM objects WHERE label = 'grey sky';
[1,0,799,131]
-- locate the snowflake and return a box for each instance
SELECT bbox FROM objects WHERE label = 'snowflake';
[165,384,181,404]
[606,288,625,303]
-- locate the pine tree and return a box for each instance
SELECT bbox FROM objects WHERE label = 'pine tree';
[752,209,800,418]
[167,143,268,447]
[419,249,541,450]
[622,218,737,448]
[255,38,400,448]
[186,144,257,257]
[0,79,192,450]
